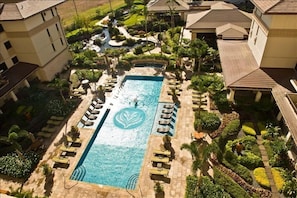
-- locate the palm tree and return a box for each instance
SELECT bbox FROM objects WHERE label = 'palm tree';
[48,78,70,103]
[166,0,178,28]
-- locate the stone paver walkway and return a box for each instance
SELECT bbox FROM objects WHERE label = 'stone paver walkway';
[256,135,280,198]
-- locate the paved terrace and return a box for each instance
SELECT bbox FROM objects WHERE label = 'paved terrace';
[1,67,195,198]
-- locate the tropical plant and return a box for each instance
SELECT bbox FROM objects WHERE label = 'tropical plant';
[0,125,34,157]
[47,77,70,103]
[180,140,212,176]
[189,39,209,72]
[263,123,280,140]
[283,171,297,197]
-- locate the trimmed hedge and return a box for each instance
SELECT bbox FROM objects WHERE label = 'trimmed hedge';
[195,111,221,132]
[272,168,285,192]
[213,167,251,198]
[242,122,256,136]
[223,159,253,184]
[217,119,241,150]
[238,151,263,169]
[254,167,270,189]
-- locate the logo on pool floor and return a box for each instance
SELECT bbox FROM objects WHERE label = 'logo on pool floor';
[113,108,145,129]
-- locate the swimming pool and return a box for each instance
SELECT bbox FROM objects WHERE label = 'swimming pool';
[71,76,163,189]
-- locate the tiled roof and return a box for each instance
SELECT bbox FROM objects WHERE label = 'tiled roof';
[0,62,38,99]
[216,23,248,38]
[217,40,259,87]
[251,0,297,14]
[272,85,297,143]
[0,0,65,20]
[186,2,252,29]
[218,38,297,145]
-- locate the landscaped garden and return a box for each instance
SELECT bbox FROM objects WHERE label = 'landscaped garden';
[1,0,297,197]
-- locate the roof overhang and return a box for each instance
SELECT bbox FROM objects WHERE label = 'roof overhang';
[0,62,38,99]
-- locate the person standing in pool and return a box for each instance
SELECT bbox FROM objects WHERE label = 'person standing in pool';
[134,97,138,108]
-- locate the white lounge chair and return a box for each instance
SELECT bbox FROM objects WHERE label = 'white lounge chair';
[160,113,172,119]
[157,127,170,133]
[88,107,100,114]
[162,109,174,114]
[91,102,103,109]
[163,104,175,109]
[85,112,97,120]
[159,119,171,125]
[81,119,94,126]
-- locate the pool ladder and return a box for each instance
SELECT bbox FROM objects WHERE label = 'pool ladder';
[70,165,86,181]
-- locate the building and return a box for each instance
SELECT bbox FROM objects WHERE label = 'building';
[0,0,71,106]
[217,0,297,162]
[185,2,252,45]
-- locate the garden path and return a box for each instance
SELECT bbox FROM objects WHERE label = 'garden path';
[256,135,281,198]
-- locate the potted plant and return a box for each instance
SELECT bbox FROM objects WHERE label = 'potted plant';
[154,182,164,198]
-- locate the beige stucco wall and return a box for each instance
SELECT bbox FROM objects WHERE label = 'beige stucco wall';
[270,15,297,29]
[248,14,297,68]
[261,37,297,68]
[36,48,72,81]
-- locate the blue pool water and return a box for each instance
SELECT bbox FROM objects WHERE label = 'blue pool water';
[71,76,163,189]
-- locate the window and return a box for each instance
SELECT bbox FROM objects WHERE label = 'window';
[46,29,51,37]
[0,62,7,71]
[12,56,18,64]
[60,38,64,45]
[41,13,45,21]
[256,26,259,36]
[52,44,56,51]
[4,41,12,49]
[51,8,54,17]
[0,24,4,33]
[55,24,60,32]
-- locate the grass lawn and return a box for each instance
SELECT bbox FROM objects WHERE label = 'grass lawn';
[59,0,125,27]
[124,14,145,26]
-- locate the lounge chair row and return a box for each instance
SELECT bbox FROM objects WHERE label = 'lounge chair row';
[149,149,171,177]
[37,115,65,138]
[52,135,83,168]
[103,77,117,92]
[157,104,176,133]
[81,98,105,126]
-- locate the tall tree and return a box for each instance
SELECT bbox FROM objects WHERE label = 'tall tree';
[48,78,70,103]
[189,39,209,73]
[166,0,178,28]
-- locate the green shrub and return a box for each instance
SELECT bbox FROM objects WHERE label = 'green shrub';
[197,176,231,198]
[242,122,256,136]
[0,152,40,178]
[213,167,251,198]
[238,151,263,169]
[134,45,143,55]
[223,159,253,184]
[212,91,231,112]
[185,175,198,198]
[195,111,221,132]
[123,38,137,46]
[66,28,91,44]
[75,69,102,82]
[254,167,270,189]
[218,119,241,149]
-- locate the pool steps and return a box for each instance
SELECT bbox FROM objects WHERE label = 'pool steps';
[70,165,86,181]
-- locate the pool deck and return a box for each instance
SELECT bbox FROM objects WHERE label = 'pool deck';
[1,68,197,198]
